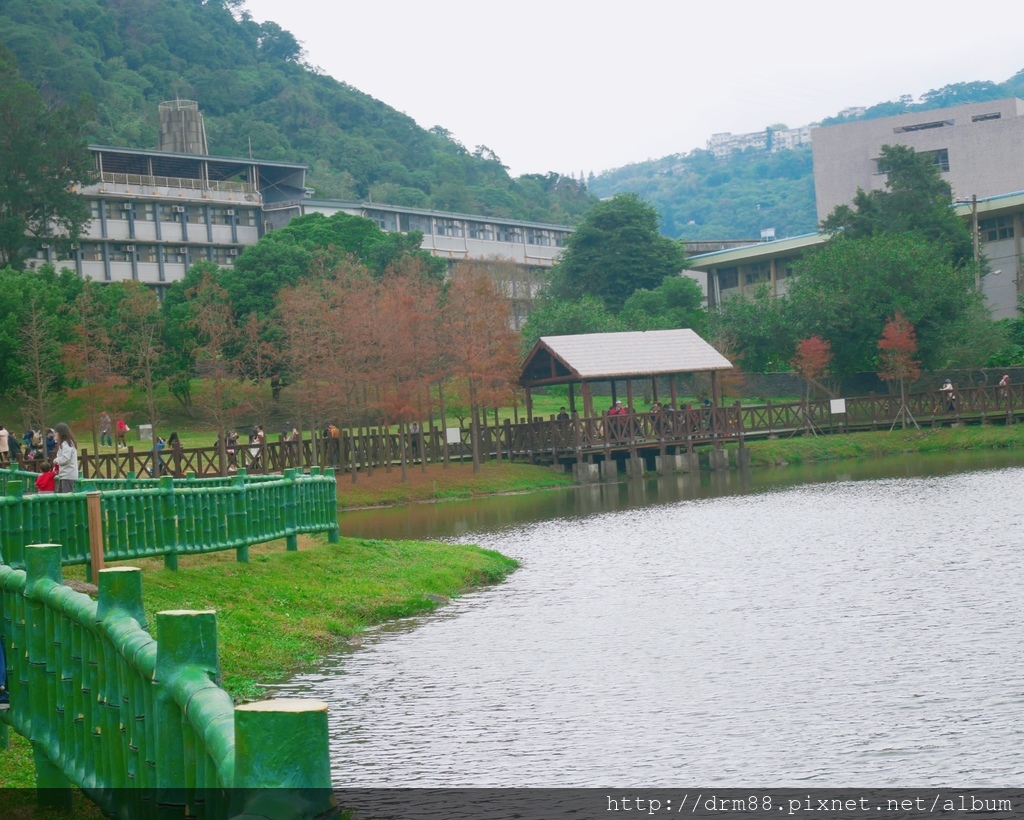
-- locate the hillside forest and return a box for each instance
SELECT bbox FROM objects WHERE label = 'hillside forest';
[0,0,594,226]
[590,72,1024,241]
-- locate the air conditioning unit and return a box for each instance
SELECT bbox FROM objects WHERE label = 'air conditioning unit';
[124,245,136,252]
[172,205,185,213]
[40,244,52,250]
[226,209,235,216]
[121,203,132,210]
[70,243,80,250]
[228,248,239,256]
[178,247,189,254]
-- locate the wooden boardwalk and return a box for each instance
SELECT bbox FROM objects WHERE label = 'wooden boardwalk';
[18,383,1021,480]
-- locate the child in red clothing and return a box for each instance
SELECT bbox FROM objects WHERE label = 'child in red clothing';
[35,461,57,493]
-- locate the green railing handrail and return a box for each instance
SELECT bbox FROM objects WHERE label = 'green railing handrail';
[0,544,335,817]
[0,465,283,496]
[1,468,339,576]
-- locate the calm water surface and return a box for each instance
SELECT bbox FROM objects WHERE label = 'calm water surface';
[274,452,1024,786]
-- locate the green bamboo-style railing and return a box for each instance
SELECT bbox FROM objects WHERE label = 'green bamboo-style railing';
[0,468,339,577]
[0,544,335,817]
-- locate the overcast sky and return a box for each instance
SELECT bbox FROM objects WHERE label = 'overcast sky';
[241,0,1024,178]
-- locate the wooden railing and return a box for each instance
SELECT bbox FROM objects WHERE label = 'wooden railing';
[8,382,1020,480]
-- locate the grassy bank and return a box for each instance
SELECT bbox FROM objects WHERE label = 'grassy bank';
[1,533,517,794]
[733,424,1024,467]
[336,460,574,508]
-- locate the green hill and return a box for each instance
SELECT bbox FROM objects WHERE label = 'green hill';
[591,69,1024,241]
[0,0,594,224]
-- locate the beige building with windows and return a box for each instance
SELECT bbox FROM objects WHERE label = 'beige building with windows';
[812,98,1024,221]
[688,191,1024,320]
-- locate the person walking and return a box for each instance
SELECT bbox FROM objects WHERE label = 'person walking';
[53,423,79,493]
[0,424,8,465]
[100,411,113,447]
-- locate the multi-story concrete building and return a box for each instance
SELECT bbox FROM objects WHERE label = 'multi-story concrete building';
[686,191,1024,320]
[812,98,1024,221]
[264,199,571,269]
[27,144,308,297]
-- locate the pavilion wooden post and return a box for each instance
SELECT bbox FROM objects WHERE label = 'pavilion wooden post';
[651,377,659,404]
[525,387,534,421]
[711,371,721,407]
[610,380,617,407]
[626,379,634,410]
[670,375,678,409]
[568,383,577,414]
[582,381,595,418]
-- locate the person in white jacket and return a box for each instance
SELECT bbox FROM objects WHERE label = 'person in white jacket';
[53,422,79,493]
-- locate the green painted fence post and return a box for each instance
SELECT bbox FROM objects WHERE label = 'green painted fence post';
[231,699,335,819]
[153,609,219,812]
[322,468,339,543]
[24,544,73,808]
[96,566,148,632]
[4,480,25,568]
[285,469,298,552]
[233,474,249,563]
[159,476,178,571]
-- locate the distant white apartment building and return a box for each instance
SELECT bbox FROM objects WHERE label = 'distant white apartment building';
[706,125,815,159]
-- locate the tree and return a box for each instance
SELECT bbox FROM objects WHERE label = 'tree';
[785,233,980,380]
[118,283,165,465]
[0,45,94,269]
[64,281,129,454]
[520,295,621,353]
[619,275,707,334]
[791,336,832,401]
[877,312,921,429]
[711,285,793,374]
[548,193,686,310]
[820,144,974,267]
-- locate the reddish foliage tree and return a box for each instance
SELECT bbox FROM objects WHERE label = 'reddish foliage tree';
[878,312,921,428]
[791,336,833,401]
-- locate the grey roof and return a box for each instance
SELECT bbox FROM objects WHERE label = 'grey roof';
[528,329,733,382]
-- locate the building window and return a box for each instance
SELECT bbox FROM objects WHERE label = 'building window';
[972,112,1001,123]
[929,149,950,172]
[397,213,432,234]
[238,208,257,227]
[777,260,793,279]
[137,244,158,263]
[186,205,206,224]
[893,120,953,133]
[105,201,130,220]
[365,209,397,232]
[80,243,103,262]
[497,225,522,243]
[164,247,187,264]
[210,206,233,225]
[718,267,739,290]
[744,262,770,285]
[435,218,463,238]
[979,216,1014,242]
[554,233,570,247]
[211,246,236,264]
[526,229,551,246]
[88,200,102,220]
[467,222,493,241]
[108,245,132,262]
[138,203,156,222]
[161,204,186,223]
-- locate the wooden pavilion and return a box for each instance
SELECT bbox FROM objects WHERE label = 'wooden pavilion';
[519,328,734,418]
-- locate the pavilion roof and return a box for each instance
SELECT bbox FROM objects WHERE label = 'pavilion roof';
[520,329,733,386]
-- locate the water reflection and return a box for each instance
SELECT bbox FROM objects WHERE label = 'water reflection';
[273,452,1024,787]
[338,449,1024,542]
